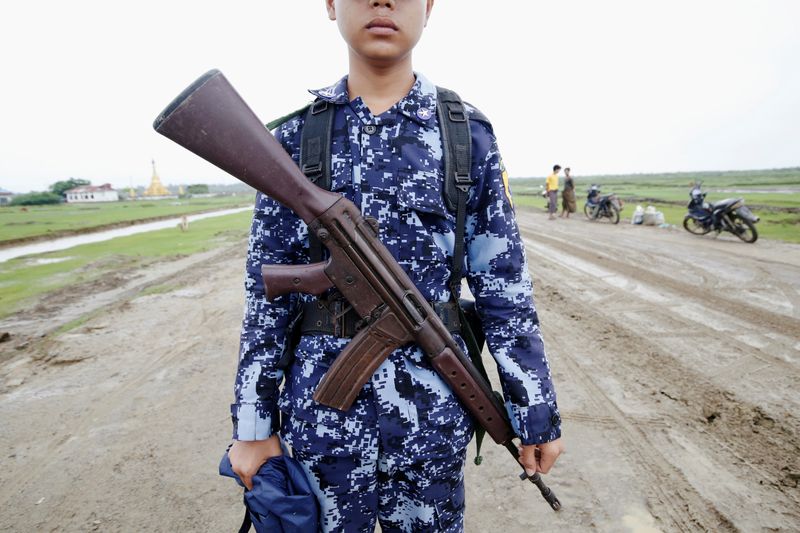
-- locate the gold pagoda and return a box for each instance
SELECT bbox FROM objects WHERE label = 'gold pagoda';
[144,159,171,197]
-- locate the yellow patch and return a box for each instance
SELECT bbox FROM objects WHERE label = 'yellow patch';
[501,169,514,208]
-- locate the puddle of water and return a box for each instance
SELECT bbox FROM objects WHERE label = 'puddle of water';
[621,507,663,533]
[30,257,72,265]
[0,207,253,263]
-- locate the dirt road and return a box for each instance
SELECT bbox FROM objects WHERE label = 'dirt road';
[1,209,798,532]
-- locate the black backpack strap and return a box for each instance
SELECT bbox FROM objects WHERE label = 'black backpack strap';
[300,99,336,262]
[438,88,505,466]
[436,87,473,295]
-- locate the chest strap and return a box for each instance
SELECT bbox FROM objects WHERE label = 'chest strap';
[300,299,462,338]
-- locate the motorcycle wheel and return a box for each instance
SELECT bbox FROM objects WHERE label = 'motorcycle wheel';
[683,215,711,235]
[584,203,594,219]
[606,205,620,224]
[732,217,758,243]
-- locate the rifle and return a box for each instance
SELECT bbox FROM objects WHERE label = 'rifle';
[153,69,561,511]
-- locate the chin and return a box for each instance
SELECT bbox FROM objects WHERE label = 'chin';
[357,43,410,64]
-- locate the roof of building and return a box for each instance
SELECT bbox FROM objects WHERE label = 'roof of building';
[0,187,14,195]
[65,183,116,194]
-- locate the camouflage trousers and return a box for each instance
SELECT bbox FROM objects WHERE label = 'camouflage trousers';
[293,447,467,532]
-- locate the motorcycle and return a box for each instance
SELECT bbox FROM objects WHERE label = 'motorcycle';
[584,185,623,224]
[683,184,760,243]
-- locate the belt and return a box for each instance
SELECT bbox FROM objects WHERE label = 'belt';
[299,298,462,338]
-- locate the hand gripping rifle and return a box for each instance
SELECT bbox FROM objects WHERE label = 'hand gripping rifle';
[153,70,560,511]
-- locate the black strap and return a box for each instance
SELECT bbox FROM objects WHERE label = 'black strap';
[237,504,252,533]
[456,301,488,464]
[300,100,336,262]
[436,90,503,467]
[436,87,473,296]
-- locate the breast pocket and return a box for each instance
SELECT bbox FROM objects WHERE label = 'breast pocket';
[394,168,455,284]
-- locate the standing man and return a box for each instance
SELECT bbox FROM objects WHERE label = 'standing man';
[228,1,563,531]
[546,164,561,220]
[560,167,576,218]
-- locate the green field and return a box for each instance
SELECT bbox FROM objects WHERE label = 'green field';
[0,194,254,243]
[511,168,800,243]
[0,210,252,319]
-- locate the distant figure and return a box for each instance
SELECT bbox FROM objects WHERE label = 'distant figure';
[179,215,189,232]
[546,165,561,220]
[560,167,576,218]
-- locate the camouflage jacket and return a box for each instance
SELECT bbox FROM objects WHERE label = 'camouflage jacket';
[232,73,561,457]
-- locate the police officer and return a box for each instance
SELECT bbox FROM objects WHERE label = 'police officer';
[228,1,564,531]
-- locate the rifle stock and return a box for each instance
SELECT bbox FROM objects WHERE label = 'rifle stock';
[153,69,340,223]
[153,70,560,510]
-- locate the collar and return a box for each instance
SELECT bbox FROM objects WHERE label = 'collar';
[308,76,350,105]
[308,72,438,128]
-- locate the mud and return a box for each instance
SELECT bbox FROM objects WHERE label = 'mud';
[0,209,798,532]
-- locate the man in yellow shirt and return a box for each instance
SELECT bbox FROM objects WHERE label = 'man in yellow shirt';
[546,164,561,220]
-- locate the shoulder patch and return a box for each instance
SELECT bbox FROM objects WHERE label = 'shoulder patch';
[265,102,312,131]
[500,157,514,209]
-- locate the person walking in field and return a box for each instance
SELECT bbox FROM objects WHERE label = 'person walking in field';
[227,1,564,531]
[560,167,576,218]
[546,164,561,220]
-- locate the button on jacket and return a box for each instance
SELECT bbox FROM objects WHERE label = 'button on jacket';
[232,73,560,458]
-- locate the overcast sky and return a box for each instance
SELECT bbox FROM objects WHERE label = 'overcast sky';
[1,0,798,193]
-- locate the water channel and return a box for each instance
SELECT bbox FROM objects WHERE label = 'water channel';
[0,206,253,263]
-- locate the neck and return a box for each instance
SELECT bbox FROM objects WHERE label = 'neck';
[347,52,415,115]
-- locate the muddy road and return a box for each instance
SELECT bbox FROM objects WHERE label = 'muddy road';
[1,209,798,532]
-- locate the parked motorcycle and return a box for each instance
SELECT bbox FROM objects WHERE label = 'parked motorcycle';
[683,184,760,243]
[584,185,623,224]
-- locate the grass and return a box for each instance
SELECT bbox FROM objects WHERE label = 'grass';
[0,194,254,243]
[510,167,800,243]
[0,210,252,319]
[54,310,103,335]
[137,283,183,298]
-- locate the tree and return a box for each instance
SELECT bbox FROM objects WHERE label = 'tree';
[10,192,62,206]
[187,184,209,194]
[50,178,90,197]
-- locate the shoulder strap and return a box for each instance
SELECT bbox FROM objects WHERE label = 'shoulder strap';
[300,100,335,190]
[436,87,473,294]
[300,100,336,262]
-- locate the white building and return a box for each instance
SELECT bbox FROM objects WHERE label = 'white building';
[64,183,119,203]
[0,187,13,205]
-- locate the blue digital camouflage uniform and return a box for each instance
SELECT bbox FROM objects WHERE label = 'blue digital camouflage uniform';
[232,73,561,532]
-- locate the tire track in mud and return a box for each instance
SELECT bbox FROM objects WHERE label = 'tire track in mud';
[516,219,800,410]
[519,220,800,340]
[519,216,800,530]
[0,250,240,503]
[518,220,800,370]
[537,275,800,527]
[547,331,738,532]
